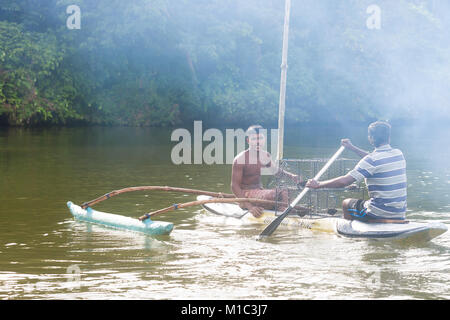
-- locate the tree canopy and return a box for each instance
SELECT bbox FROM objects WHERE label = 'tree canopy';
[0,0,449,126]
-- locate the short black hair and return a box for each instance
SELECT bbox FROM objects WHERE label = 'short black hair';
[246,125,264,136]
[368,121,391,147]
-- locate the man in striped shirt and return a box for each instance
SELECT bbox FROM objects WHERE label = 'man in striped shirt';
[306,121,407,222]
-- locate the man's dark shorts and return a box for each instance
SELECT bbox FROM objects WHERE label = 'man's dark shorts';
[345,198,407,223]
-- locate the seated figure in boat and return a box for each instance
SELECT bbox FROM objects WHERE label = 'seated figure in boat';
[306,121,407,223]
[231,125,303,217]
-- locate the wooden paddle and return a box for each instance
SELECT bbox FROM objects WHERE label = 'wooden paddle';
[138,197,310,221]
[258,146,345,239]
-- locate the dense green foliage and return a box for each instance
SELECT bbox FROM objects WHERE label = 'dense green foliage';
[0,0,449,126]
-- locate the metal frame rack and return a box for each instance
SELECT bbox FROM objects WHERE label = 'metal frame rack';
[269,158,367,217]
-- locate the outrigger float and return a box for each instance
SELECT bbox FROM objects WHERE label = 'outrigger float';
[67,187,233,235]
[66,201,174,235]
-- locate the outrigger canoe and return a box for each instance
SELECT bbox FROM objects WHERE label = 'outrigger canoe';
[198,195,448,242]
[67,201,173,235]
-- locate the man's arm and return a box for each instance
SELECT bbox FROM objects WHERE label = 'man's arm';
[231,160,246,198]
[341,139,369,159]
[263,155,303,184]
[306,174,356,189]
[276,167,304,185]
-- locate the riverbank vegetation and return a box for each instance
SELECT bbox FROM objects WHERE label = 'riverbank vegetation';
[0,0,449,127]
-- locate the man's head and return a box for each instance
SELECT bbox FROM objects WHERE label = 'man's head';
[368,121,391,147]
[246,125,266,150]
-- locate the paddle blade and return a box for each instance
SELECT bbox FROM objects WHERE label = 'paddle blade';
[257,209,290,240]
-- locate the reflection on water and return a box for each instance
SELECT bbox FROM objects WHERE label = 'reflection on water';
[0,126,449,299]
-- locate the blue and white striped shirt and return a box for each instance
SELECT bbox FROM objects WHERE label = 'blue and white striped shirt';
[348,144,407,220]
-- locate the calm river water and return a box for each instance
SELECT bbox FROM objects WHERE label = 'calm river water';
[0,124,449,299]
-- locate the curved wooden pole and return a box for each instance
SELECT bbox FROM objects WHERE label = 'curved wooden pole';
[81,186,235,209]
[138,197,309,221]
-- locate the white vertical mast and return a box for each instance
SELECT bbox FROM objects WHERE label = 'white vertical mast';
[277,0,291,163]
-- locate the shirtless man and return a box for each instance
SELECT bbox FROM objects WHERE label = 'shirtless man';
[231,125,303,217]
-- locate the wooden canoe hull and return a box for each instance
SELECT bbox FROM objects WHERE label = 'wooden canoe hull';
[198,195,447,242]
